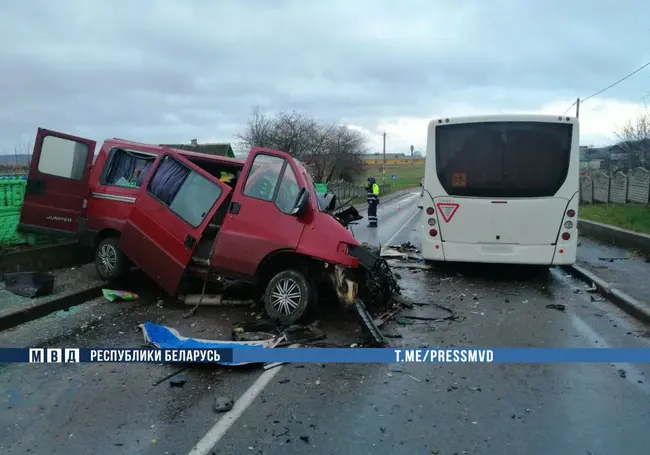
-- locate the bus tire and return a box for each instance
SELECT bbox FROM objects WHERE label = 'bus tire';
[264,269,313,325]
[94,236,127,281]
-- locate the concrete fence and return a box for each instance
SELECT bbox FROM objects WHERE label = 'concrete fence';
[580,167,650,204]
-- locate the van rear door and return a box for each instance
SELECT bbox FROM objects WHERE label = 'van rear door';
[118,150,231,295]
[19,128,96,237]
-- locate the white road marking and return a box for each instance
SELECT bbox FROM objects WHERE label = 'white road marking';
[187,365,284,455]
[571,315,648,394]
[385,209,421,246]
[187,191,420,454]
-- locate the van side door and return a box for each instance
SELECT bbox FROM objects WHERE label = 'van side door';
[19,128,96,237]
[118,151,231,295]
[210,148,309,279]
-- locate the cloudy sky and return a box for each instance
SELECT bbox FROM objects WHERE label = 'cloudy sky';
[1,0,649,157]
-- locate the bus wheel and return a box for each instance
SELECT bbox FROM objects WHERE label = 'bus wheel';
[264,270,313,325]
[95,237,127,281]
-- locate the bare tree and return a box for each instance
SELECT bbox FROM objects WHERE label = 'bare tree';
[616,109,650,168]
[236,107,368,182]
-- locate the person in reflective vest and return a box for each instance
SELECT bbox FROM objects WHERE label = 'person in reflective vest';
[366,177,380,227]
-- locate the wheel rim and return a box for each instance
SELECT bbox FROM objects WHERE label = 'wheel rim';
[98,244,117,275]
[270,278,302,316]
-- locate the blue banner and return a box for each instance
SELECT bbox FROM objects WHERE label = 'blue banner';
[2,348,650,364]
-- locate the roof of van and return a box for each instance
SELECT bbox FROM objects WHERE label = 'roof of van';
[107,138,246,166]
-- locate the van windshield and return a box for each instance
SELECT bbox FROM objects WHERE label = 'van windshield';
[435,121,573,198]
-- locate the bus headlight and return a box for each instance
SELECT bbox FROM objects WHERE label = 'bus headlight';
[564,221,573,229]
[428,218,436,226]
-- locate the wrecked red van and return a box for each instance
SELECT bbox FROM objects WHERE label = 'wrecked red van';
[18,128,371,324]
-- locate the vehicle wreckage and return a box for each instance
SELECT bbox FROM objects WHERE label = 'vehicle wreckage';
[17,129,401,343]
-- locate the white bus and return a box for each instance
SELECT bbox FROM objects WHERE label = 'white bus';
[420,114,579,266]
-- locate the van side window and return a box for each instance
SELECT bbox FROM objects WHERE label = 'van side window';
[148,156,222,227]
[104,148,155,188]
[275,164,300,213]
[243,154,284,201]
[37,135,88,180]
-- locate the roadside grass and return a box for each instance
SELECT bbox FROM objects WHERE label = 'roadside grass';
[580,203,650,235]
[359,164,424,190]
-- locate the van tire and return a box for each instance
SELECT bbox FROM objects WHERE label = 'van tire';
[95,236,127,281]
[264,269,313,325]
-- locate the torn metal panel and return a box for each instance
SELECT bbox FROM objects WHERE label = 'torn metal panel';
[140,322,281,366]
[354,298,387,346]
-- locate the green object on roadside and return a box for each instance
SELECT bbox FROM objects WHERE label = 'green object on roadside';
[0,177,55,246]
[314,183,328,194]
[102,289,139,302]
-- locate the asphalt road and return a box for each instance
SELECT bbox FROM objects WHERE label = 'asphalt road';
[2,191,650,455]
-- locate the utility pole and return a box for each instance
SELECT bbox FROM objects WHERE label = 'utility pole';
[576,97,580,118]
[382,132,386,185]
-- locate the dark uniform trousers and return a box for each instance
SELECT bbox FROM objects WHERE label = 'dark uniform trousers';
[367,185,379,227]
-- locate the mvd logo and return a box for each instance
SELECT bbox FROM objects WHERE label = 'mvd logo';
[29,348,80,363]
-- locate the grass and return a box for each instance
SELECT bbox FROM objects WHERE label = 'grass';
[580,203,650,235]
[359,164,424,190]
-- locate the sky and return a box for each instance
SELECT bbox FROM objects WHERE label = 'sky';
[1,0,649,157]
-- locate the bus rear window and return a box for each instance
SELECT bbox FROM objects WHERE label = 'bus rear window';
[435,122,573,198]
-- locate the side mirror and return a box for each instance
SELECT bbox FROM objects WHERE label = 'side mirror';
[326,193,337,212]
[291,188,310,216]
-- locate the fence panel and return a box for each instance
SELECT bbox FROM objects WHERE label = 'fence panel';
[592,172,611,203]
[627,167,650,204]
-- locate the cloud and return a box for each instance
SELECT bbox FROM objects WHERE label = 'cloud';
[1,0,649,156]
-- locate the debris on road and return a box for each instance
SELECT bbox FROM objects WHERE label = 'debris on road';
[4,271,54,298]
[387,261,431,270]
[380,243,423,262]
[355,298,387,346]
[400,302,463,323]
[140,322,282,366]
[233,331,275,342]
[169,374,186,387]
[393,241,419,253]
[281,324,327,344]
[391,294,415,308]
[213,396,234,413]
[373,306,403,328]
[545,303,567,312]
[585,283,597,292]
[102,289,138,302]
[152,367,189,387]
[184,294,253,306]
[618,369,627,378]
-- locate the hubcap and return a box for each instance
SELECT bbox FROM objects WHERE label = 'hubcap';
[98,244,117,274]
[270,278,302,316]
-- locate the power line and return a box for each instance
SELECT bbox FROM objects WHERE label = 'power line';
[582,60,650,102]
[562,60,650,115]
[562,100,577,115]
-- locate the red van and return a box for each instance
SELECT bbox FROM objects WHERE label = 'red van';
[18,128,369,323]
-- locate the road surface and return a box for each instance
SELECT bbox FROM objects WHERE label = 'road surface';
[1,190,649,455]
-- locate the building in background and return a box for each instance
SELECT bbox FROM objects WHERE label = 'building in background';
[362,153,424,166]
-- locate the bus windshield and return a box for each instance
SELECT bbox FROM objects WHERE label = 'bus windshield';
[435,121,573,198]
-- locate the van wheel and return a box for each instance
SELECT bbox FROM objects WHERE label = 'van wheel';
[95,237,127,281]
[264,270,313,325]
